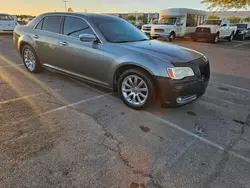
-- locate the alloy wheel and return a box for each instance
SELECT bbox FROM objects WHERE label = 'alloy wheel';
[121,75,148,106]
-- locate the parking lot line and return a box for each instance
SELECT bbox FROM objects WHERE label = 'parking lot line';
[233,42,250,48]
[204,95,245,108]
[145,112,250,163]
[0,88,62,105]
[70,78,250,164]
[210,81,250,93]
[0,64,23,68]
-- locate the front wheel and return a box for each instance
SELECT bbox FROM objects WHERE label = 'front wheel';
[118,69,155,110]
[168,32,175,42]
[213,33,219,43]
[228,32,234,42]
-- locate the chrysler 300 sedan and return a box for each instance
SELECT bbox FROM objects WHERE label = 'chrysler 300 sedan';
[13,12,210,110]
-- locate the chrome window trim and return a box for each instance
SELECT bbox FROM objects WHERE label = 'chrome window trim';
[33,14,103,43]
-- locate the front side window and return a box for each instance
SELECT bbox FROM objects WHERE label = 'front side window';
[42,16,62,33]
[158,17,177,25]
[63,17,94,38]
[0,14,13,21]
[92,16,149,43]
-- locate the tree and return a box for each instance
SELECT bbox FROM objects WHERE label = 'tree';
[227,16,241,23]
[208,14,220,19]
[202,0,250,10]
[137,15,147,24]
[126,15,136,21]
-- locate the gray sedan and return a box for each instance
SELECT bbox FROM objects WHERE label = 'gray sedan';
[13,12,210,109]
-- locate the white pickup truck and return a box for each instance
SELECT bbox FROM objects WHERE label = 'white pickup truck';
[192,19,237,43]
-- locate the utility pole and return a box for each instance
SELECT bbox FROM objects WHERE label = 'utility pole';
[63,0,68,12]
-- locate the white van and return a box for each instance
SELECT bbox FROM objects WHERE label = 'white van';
[151,8,207,41]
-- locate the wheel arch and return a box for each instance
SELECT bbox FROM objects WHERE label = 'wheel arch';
[112,63,157,92]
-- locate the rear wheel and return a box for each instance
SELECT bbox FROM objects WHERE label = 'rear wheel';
[168,32,175,42]
[22,45,43,73]
[118,69,155,110]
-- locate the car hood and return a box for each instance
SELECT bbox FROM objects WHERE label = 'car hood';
[121,40,203,63]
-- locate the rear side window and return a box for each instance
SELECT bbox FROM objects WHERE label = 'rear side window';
[63,16,94,38]
[42,16,63,33]
[0,14,13,21]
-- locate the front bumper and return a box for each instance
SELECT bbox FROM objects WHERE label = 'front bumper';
[151,32,170,38]
[155,58,210,107]
[156,77,209,107]
[192,32,216,41]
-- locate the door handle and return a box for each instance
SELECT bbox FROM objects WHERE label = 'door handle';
[59,41,68,46]
[32,35,39,39]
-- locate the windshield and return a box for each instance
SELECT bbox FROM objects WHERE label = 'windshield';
[92,16,149,43]
[202,20,221,25]
[0,14,14,21]
[158,17,177,25]
[237,24,247,29]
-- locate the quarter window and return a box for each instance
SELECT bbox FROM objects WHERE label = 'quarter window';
[63,17,94,38]
[42,16,63,33]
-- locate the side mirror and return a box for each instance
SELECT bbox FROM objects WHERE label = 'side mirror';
[221,24,227,27]
[79,34,97,42]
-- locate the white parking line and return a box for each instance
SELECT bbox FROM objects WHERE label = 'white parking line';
[0,88,62,105]
[0,64,23,68]
[71,78,250,163]
[204,95,245,108]
[40,94,107,115]
[233,42,250,47]
[210,81,250,93]
[145,112,250,163]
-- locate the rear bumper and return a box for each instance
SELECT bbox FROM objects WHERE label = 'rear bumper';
[156,77,209,107]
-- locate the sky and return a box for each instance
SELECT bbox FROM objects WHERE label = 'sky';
[2,0,250,16]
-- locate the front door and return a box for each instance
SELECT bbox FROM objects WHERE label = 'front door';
[57,16,108,85]
[176,17,184,36]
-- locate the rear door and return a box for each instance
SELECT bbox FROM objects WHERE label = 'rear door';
[0,14,15,31]
[32,16,64,66]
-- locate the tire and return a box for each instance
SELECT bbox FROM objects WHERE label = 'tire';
[22,45,43,73]
[168,32,175,42]
[228,32,234,42]
[118,68,155,110]
[241,34,245,41]
[213,33,219,43]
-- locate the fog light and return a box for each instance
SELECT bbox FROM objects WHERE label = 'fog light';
[176,94,197,104]
[176,97,183,103]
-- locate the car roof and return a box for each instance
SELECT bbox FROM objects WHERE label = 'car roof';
[40,12,118,20]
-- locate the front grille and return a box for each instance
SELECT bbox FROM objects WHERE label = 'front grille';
[154,29,164,32]
[142,27,151,31]
[199,63,210,82]
[195,27,211,33]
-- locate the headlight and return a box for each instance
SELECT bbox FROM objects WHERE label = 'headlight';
[212,29,217,33]
[165,28,171,32]
[167,67,194,80]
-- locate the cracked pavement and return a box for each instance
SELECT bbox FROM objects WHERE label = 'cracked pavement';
[1,35,250,187]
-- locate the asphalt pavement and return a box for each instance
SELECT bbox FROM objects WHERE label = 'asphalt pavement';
[0,35,250,188]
